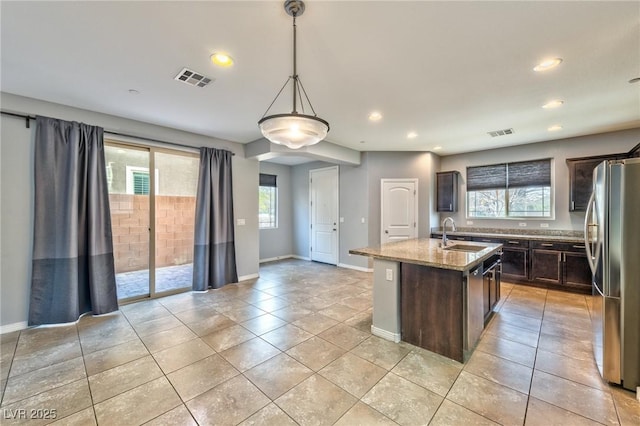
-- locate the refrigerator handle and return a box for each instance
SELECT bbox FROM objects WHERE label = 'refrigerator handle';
[584,191,597,274]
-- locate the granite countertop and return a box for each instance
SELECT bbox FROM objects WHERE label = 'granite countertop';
[349,238,502,272]
[430,228,584,243]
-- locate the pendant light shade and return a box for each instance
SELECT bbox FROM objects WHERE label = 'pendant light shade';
[258,114,329,149]
[258,0,330,149]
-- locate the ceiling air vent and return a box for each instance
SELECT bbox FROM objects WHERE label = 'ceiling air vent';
[174,67,213,88]
[487,128,514,137]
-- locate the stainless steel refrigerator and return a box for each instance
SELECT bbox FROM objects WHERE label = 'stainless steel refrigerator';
[585,157,640,391]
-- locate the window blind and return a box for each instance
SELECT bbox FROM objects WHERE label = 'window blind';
[507,159,551,188]
[133,172,150,195]
[467,159,551,191]
[467,164,507,191]
[259,173,277,187]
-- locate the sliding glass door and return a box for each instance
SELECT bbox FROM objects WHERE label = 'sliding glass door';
[105,142,198,302]
[154,151,199,294]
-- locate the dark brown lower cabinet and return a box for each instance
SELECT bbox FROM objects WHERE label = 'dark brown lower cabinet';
[531,249,562,284]
[502,248,528,281]
[531,247,592,292]
[563,252,592,290]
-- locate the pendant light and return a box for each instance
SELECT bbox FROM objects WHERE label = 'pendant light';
[258,0,329,149]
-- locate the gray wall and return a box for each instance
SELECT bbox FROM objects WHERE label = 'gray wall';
[438,128,640,231]
[291,160,370,269]
[0,93,260,330]
[290,152,441,270]
[291,161,333,260]
[365,152,440,246]
[259,162,293,261]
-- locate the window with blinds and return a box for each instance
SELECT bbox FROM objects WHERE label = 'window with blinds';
[466,159,552,218]
[259,173,278,229]
[132,171,150,195]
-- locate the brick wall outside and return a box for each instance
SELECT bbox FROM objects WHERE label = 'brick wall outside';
[109,194,196,273]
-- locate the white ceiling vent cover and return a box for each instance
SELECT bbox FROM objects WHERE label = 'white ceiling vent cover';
[488,128,514,137]
[174,68,213,88]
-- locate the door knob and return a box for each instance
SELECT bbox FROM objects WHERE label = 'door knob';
[385,230,389,234]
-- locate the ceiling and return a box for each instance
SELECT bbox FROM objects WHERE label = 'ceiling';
[1,1,639,156]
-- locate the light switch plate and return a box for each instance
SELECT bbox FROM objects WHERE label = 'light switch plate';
[361,217,366,224]
[340,217,345,223]
[385,269,393,281]
[237,218,246,226]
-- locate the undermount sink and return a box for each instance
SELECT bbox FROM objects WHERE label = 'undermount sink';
[443,244,487,252]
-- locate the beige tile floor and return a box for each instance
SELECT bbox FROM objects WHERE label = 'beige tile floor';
[1,259,638,425]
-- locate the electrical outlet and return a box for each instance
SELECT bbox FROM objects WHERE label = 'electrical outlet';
[237,218,246,226]
[519,222,527,227]
[540,223,549,228]
[466,220,474,225]
[340,217,345,223]
[385,269,393,281]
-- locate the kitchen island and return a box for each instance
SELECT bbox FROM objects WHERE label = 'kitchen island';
[350,238,502,362]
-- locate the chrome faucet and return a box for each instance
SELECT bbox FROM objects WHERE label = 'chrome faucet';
[442,217,456,247]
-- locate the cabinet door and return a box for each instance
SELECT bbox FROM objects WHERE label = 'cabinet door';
[501,248,528,281]
[564,252,592,288]
[436,172,458,212]
[531,249,562,284]
[568,159,603,211]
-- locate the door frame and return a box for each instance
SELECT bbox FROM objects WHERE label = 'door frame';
[309,165,339,264]
[105,139,199,304]
[380,178,419,244]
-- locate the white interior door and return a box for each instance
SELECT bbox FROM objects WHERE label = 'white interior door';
[310,166,339,265]
[381,179,418,244]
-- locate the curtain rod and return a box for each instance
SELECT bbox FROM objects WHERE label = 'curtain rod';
[0,110,234,155]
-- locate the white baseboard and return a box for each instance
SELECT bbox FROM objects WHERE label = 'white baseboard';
[0,321,28,334]
[238,273,259,282]
[259,255,294,264]
[291,255,311,261]
[371,325,401,343]
[338,263,373,273]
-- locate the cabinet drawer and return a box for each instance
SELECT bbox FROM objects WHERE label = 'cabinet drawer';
[531,241,583,251]
[472,237,502,244]
[501,239,529,248]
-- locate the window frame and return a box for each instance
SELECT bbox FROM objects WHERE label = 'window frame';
[125,165,160,195]
[259,174,278,229]
[466,158,554,220]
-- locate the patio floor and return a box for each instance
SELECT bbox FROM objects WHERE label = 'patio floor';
[116,263,193,299]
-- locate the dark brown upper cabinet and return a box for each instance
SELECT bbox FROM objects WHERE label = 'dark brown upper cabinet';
[436,171,458,212]
[567,154,626,211]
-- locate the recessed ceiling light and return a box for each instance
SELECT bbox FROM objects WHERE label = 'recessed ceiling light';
[534,58,563,72]
[548,125,563,132]
[368,111,382,121]
[210,52,234,67]
[407,132,418,139]
[433,146,442,151]
[542,100,564,109]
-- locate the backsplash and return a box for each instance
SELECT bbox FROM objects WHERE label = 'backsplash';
[430,226,583,239]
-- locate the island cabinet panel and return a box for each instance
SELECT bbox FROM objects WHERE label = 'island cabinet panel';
[400,263,464,362]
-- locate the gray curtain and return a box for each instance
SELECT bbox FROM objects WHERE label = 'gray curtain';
[193,147,238,290]
[29,116,118,326]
